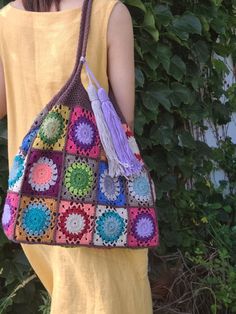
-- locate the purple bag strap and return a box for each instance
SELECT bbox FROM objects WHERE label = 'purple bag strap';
[29,0,126,134]
[57,0,126,122]
[28,0,92,131]
[48,0,92,107]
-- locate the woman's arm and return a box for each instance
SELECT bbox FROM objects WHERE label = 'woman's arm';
[107,1,135,132]
[0,56,7,120]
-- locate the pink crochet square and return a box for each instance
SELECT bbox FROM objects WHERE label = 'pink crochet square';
[55,200,95,245]
[127,207,159,247]
[66,106,100,158]
[1,192,19,240]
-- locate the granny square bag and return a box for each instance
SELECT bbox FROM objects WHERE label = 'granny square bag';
[1,0,160,249]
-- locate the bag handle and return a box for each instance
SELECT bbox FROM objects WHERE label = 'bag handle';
[54,0,93,106]
[46,0,92,107]
[27,0,127,136]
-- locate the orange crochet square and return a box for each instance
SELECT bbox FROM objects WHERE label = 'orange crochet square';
[14,195,57,243]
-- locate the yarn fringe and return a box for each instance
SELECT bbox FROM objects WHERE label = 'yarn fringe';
[86,83,126,178]
[81,56,143,178]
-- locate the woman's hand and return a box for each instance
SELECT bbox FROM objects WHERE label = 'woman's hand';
[107,1,135,132]
[0,56,6,120]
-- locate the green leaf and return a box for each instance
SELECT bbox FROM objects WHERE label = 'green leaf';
[154,4,173,26]
[178,131,196,149]
[212,58,230,76]
[159,174,177,191]
[156,44,172,73]
[125,0,146,12]
[151,83,172,111]
[145,54,159,71]
[172,13,202,39]
[169,55,186,80]
[141,91,159,112]
[211,0,223,6]
[143,9,159,41]
[170,82,193,107]
[134,110,147,135]
[135,67,144,87]
[192,40,210,63]
[134,39,143,59]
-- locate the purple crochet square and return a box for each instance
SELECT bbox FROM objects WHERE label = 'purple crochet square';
[66,106,101,158]
[21,148,63,198]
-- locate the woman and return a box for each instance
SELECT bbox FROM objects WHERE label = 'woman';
[0,0,153,313]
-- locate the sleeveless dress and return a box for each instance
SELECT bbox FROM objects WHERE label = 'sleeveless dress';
[0,1,153,313]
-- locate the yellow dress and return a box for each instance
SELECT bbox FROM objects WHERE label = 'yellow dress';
[0,1,153,313]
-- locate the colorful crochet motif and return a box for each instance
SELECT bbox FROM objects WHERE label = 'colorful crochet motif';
[64,162,93,196]
[128,207,159,247]
[126,168,154,207]
[8,151,27,193]
[28,156,58,192]
[97,161,126,206]
[39,111,64,144]
[21,203,51,236]
[21,127,39,154]
[15,196,57,243]
[66,106,100,158]
[21,149,63,197]
[61,154,97,202]
[93,205,128,247]
[32,104,70,151]
[1,192,19,239]
[55,200,95,245]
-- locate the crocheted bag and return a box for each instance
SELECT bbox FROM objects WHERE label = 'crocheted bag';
[1,0,160,249]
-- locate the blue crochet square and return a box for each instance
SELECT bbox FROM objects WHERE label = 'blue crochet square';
[97,161,126,206]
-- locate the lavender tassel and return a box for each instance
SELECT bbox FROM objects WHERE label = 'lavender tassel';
[80,56,143,177]
[86,82,127,178]
[97,87,143,177]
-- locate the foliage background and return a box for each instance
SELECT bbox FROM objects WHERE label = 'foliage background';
[1,0,236,313]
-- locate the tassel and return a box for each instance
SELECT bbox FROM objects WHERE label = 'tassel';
[98,88,143,177]
[86,80,127,178]
[80,56,143,177]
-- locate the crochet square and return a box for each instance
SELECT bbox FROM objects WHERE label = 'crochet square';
[1,192,19,240]
[93,205,128,247]
[127,207,159,247]
[20,126,39,154]
[21,148,63,198]
[8,149,28,193]
[32,104,70,151]
[14,195,57,243]
[125,168,154,207]
[55,200,95,245]
[122,123,144,165]
[97,161,126,206]
[61,154,98,203]
[65,105,100,158]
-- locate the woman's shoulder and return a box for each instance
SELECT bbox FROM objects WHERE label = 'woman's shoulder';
[0,2,11,15]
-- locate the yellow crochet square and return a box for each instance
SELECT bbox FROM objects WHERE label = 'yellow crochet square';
[32,104,70,151]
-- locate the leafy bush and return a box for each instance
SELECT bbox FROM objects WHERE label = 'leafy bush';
[1,0,236,313]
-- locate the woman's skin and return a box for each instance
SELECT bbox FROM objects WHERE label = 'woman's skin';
[0,0,135,132]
